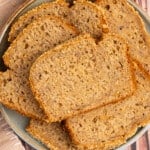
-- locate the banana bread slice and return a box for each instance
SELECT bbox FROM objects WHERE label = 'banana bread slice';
[8,0,69,42]
[26,119,78,150]
[66,0,107,39]
[0,16,78,119]
[0,71,45,119]
[66,63,150,150]
[29,33,135,122]
[96,0,150,77]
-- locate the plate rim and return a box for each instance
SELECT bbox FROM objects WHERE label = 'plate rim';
[0,0,150,150]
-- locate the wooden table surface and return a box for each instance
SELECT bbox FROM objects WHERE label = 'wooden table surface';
[0,0,150,150]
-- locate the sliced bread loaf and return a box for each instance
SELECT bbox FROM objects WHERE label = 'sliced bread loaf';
[0,16,78,119]
[26,119,78,150]
[8,0,69,42]
[66,63,150,150]
[29,33,135,122]
[9,0,106,42]
[96,0,150,77]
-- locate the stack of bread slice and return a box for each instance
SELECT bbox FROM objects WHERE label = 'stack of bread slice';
[0,0,150,149]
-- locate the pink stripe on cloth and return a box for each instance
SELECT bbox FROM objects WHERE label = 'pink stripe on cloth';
[147,0,150,16]
[136,135,149,150]
[134,0,150,15]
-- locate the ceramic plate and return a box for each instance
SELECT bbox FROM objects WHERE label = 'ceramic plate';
[0,0,150,150]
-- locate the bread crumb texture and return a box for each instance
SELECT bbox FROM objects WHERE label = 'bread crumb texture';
[0,15,78,119]
[96,0,150,77]
[29,33,135,122]
[66,63,150,149]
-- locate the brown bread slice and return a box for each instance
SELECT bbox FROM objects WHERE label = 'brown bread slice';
[0,16,78,119]
[29,33,135,122]
[8,0,69,42]
[66,0,107,39]
[66,63,150,150]
[26,119,78,150]
[9,0,106,42]
[0,71,44,118]
[95,0,150,77]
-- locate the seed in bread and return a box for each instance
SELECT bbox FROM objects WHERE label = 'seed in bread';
[66,63,150,150]
[0,16,78,119]
[96,0,150,77]
[29,33,135,122]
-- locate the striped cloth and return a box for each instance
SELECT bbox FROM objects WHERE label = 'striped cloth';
[0,0,150,150]
[127,131,150,150]
[0,115,25,150]
[134,0,150,15]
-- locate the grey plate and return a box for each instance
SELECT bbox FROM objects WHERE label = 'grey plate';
[0,0,150,150]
